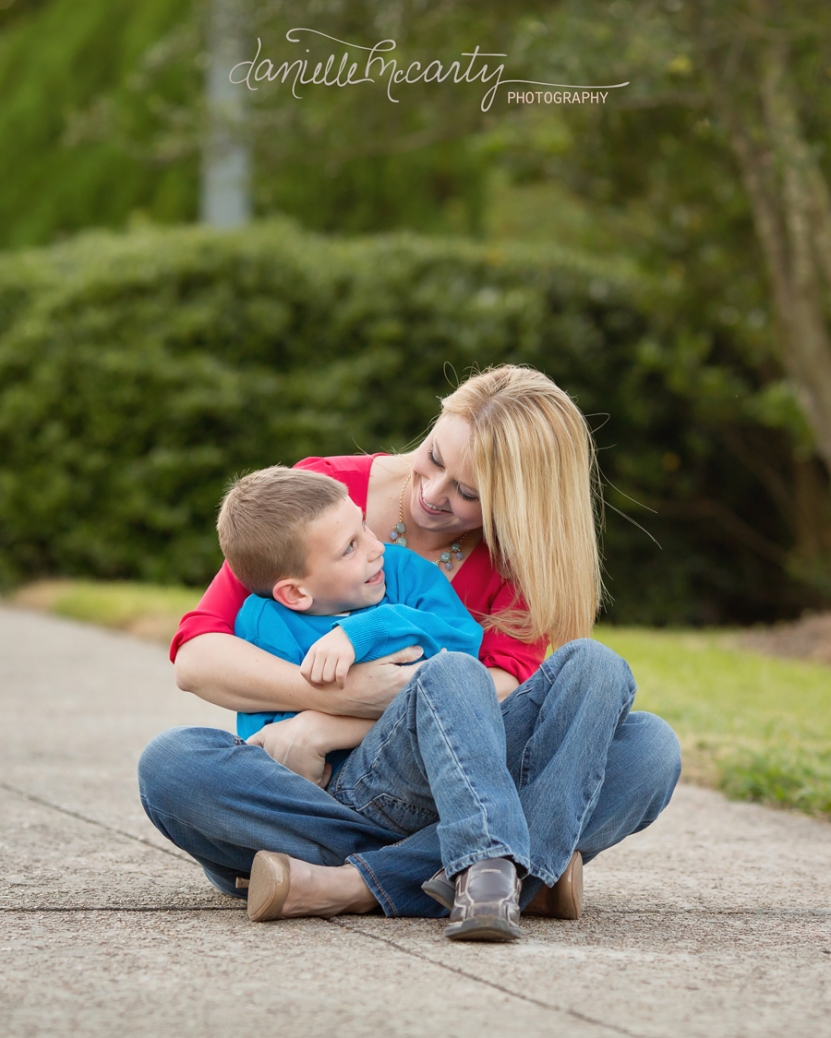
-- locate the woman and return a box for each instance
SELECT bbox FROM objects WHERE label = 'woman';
[139,365,681,919]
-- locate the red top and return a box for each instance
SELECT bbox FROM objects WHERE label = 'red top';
[170,454,547,683]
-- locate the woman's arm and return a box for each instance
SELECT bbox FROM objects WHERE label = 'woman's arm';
[170,553,421,717]
[475,574,548,696]
[489,667,520,702]
[169,561,248,661]
[246,712,375,787]
[174,632,422,717]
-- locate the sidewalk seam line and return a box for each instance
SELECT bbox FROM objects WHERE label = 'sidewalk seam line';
[2,905,825,918]
[0,780,194,863]
[327,917,639,1037]
[0,906,243,913]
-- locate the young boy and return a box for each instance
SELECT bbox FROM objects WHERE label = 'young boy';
[216,465,531,940]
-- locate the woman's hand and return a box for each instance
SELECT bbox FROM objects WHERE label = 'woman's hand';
[335,646,424,718]
[246,711,377,788]
[246,716,332,788]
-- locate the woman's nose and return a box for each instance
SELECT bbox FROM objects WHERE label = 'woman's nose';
[420,473,451,506]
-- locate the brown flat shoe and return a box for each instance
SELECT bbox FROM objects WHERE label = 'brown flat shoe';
[525,850,583,919]
[246,851,291,922]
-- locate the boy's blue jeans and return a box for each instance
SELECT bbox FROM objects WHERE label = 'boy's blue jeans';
[139,640,682,917]
[328,650,531,878]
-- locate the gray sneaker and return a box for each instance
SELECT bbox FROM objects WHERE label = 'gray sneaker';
[424,850,584,920]
[421,868,455,910]
[444,857,522,942]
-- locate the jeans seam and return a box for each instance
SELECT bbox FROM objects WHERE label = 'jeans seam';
[341,707,418,791]
[571,765,606,858]
[414,672,496,852]
[145,804,230,847]
[518,741,532,791]
[348,854,397,917]
[352,793,437,838]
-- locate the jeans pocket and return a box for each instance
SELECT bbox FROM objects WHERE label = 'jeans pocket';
[354,793,438,837]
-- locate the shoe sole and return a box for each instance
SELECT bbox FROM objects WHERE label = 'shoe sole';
[446,915,521,942]
[247,851,291,922]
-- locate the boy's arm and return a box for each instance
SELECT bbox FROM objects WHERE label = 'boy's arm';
[233,596,307,733]
[300,626,356,688]
[339,603,481,660]
[336,553,483,662]
[235,595,306,665]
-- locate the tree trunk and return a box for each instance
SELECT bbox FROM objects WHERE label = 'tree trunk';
[711,30,831,475]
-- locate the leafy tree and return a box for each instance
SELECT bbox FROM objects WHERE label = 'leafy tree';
[1,219,818,623]
[0,0,198,247]
[2,0,830,611]
[0,0,518,245]
[495,0,831,595]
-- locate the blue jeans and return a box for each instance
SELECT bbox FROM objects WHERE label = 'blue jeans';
[138,640,681,917]
[328,651,530,878]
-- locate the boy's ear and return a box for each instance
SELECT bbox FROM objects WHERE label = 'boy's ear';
[272,577,314,612]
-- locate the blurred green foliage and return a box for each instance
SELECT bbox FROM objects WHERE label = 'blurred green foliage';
[0,0,509,246]
[9,576,200,643]
[484,0,831,602]
[719,746,831,818]
[0,0,198,247]
[1,0,830,623]
[598,625,831,817]
[0,219,822,624]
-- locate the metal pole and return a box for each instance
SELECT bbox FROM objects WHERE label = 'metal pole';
[200,0,251,227]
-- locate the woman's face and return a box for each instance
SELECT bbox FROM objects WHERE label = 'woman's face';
[408,414,483,536]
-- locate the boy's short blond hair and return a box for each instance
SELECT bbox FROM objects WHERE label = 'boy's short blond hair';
[217,465,347,594]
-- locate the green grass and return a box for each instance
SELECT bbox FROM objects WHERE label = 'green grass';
[595,627,831,818]
[6,580,830,818]
[9,579,200,644]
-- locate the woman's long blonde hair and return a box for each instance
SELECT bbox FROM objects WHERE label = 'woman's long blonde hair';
[440,365,603,648]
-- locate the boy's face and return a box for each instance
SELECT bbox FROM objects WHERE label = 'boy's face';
[284,496,387,615]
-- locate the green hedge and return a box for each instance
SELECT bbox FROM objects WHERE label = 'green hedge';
[0,219,818,623]
[0,0,197,250]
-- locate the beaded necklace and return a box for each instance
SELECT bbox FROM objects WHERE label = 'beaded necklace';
[389,474,469,572]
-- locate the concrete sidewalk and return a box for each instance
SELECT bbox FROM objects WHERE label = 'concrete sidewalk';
[1,606,829,1038]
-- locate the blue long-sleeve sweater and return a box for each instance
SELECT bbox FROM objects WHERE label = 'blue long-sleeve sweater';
[234,544,484,743]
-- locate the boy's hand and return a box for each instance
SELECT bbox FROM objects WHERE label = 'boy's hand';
[246,716,332,788]
[300,626,356,689]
